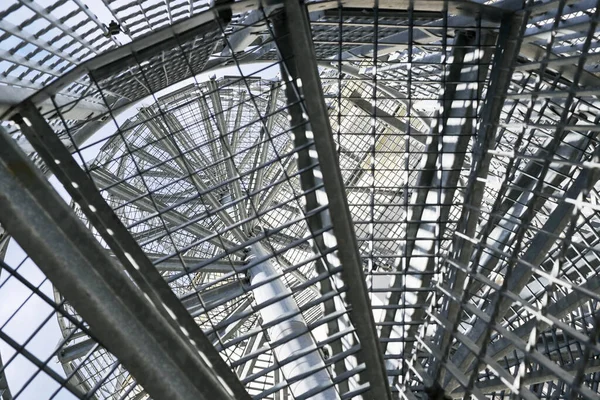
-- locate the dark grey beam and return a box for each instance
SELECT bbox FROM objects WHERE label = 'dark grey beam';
[90,167,238,250]
[12,106,250,400]
[380,30,495,365]
[108,252,244,273]
[275,1,393,398]
[0,125,244,400]
[434,13,527,377]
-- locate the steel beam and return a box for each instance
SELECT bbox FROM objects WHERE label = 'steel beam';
[211,298,254,345]
[248,83,281,198]
[347,94,426,145]
[0,6,226,122]
[275,9,355,396]
[12,106,250,400]
[206,79,250,230]
[305,1,508,22]
[236,331,266,380]
[132,147,186,178]
[434,13,526,375]
[274,2,393,398]
[69,98,132,146]
[381,30,495,364]
[196,97,224,176]
[90,167,238,250]
[0,126,243,400]
[487,275,600,363]
[159,110,219,185]
[519,41,600,90]
[181,281,246,317]
[447,152,600,391]
[108,252,243,273]
[447,5,600,387]
[247,243,337,399]
[138,109,242,241]
[333,14,499,60]
[256,154,296,215]
[0,84,108,121]
[58,339,98,363]
[450,359,600,397]
[320,63,432,130]
[221,10,270,56]
[460,126,595,308]
[231,91,247,152]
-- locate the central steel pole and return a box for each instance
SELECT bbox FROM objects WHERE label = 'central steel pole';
[247,243,338,400]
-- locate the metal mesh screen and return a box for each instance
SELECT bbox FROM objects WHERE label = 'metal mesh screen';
[1,0,600,399]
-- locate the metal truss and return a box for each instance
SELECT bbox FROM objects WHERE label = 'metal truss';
[1,0,600,399]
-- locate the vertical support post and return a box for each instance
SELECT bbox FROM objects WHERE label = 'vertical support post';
[247,243,338,399]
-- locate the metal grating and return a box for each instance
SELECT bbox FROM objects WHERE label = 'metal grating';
[0,0,600,399]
